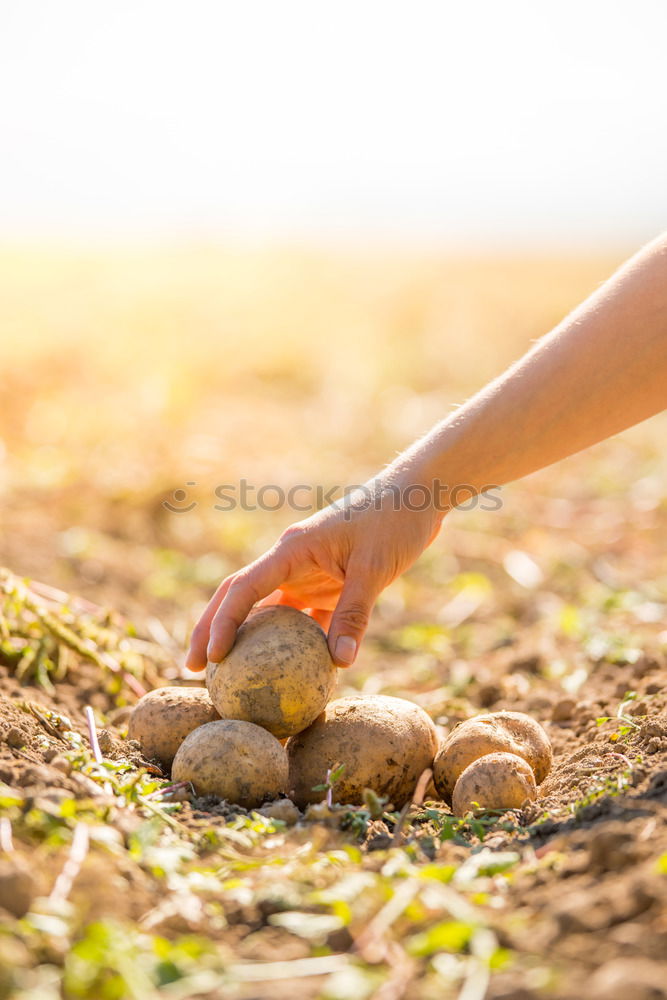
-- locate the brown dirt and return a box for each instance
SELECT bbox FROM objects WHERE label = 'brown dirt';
[2,624,667,998]
[474,651,667,1000]
[1,247,666,997]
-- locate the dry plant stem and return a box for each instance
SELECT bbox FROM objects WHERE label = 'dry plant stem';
[391,767,433,847]
[639,819,658,842]
[607,752,632,768]
[354,878,421,963]
[17,573,171,685]
[19,574,174,659]
[145,616,181,651]
[49,823,89,904]
[85,706,104,764]
[11,747,45,765]
[412,767,433,808]
[0,605,10,640]
[26,702,70,743]
[138,795,190,832]
[228,955,350,981]
[144,780,195,800]
[1,568,148,698]
[26,578,103,616]
[458,955,491,1000]
[0,817,14,853]
[370,941,415,1000]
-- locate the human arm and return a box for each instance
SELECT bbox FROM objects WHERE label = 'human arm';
[186,233,667,671]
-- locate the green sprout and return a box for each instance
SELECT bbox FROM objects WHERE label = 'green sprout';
[312,763,346,807]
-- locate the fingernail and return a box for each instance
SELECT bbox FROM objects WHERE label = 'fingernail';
[206,645,220,664]
[334,635,357,665]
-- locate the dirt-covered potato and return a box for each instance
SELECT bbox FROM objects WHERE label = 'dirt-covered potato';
[206,605,337,739]
[127,686,220,768]
[433,710,552,801]
[451,752,537,815]
[286,694,438,808]
[171,719,288,808]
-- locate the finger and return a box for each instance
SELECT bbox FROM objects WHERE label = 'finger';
[207,549,291,663]
[185,576,235,671]
[327,568,380,667]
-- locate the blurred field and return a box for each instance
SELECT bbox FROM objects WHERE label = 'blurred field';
[3,243,665,641]
[2,245,667,1000]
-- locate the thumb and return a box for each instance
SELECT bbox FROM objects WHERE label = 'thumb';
[328,570,379,667]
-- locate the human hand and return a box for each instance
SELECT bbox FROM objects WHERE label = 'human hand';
[186,471,444,670]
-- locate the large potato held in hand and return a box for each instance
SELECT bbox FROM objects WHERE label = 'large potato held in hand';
[286,694,438,809]
[171,719,289,808]
[451,752,537,815]
[128,686,220,768]
[433,710,551,801]
[206,605,337,739]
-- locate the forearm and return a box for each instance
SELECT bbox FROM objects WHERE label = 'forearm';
[395,233,667,508]
[189,234,667,671]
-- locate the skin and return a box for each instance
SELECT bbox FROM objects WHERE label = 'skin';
[451,752,537,816]
[171,719,288,807]
[433,711,552,801]
[206,605,337,738]
[128,686,220,768]
[286,694,439,809]
[187,233,667,671]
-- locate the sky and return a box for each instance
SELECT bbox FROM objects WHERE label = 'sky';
[1,0,667,248]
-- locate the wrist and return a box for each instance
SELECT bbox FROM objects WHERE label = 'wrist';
[381,435,489,524]
[370,454,449,530]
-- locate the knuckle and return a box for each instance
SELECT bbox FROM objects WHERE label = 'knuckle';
[213,573,236,599]
[338,600,370,632]
[278,522,306,546]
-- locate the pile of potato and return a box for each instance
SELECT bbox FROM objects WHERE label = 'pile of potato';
[433,711,552,814]
[128,605,551,815]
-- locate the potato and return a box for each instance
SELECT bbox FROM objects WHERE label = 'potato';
[286,694,438,808]
[171,719,288,808]
[128,686,219,769]
[206,605,337,739]
[451,752,537,815]
[433,710,551,801]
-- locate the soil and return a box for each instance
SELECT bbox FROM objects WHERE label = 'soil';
[1,618,667,998]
